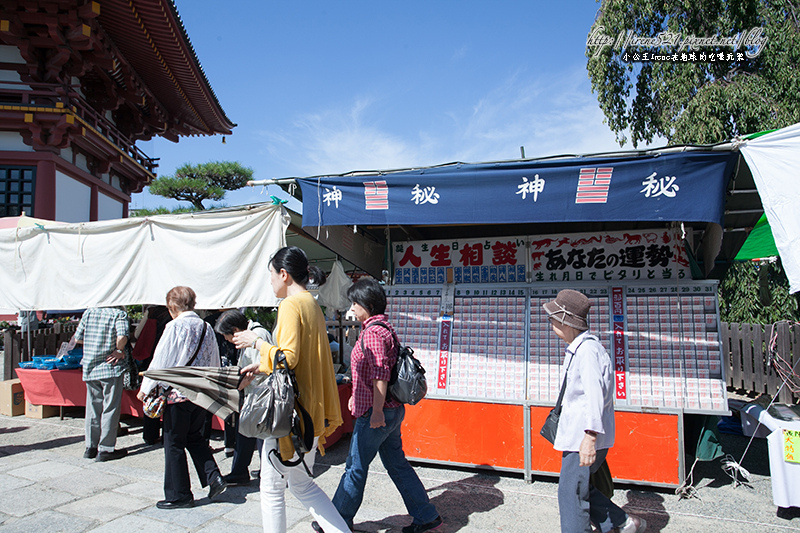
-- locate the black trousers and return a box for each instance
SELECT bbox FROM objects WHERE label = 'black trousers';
[162,401,221,502]
[229,411,260,477]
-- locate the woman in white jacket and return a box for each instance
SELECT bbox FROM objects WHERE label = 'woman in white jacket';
[543,289,646,533]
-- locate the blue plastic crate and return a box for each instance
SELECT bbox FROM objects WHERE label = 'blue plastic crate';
[35,357,57,370]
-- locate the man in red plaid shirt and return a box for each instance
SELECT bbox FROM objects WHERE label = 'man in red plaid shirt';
[331,278,442,533]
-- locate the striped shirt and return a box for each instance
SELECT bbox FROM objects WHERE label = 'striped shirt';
[74,307,129,381]
[350,314,402,418]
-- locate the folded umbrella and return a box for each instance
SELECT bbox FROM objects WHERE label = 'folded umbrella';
[142,366,241,419]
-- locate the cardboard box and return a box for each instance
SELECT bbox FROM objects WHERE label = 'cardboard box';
[25,401,60,419]
[0,379,25,417]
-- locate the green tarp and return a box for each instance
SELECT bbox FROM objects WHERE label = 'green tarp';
[735,214,779,261]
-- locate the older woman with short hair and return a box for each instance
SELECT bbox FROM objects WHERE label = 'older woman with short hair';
[137,286,227,509]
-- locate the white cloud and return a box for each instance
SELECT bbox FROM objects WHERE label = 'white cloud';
[259,65,648,179]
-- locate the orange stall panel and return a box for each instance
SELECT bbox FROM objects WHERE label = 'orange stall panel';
[402,399,526,470]
[529,406,683,487]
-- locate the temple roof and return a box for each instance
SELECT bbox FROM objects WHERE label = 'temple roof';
[98,0,235,138]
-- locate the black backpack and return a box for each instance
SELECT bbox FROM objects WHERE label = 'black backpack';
[361,321,427,405]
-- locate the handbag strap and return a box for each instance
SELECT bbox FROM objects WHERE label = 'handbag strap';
[552,334,597,415]
[186,321,208,367]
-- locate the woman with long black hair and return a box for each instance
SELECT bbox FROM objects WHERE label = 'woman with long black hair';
[234,246,348,533]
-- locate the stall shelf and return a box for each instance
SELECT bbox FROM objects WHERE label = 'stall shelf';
[386,280,725,487]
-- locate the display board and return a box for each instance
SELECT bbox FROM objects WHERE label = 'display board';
[391,228,690,286]
[625,284,725,411]
[529,286,611,403]
[386,281,726,414]
[384,288,444,398]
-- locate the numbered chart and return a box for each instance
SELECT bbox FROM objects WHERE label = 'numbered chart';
[449,288,528,401]
[625,284,724,411]
[528,287,610,403]
[386,290,444,398]
[385,282,726,413]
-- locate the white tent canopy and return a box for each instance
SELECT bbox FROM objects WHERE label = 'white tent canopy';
[740,122,800,294]
[0,204,288,313]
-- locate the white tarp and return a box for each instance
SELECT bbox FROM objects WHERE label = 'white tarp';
[740,122,800,293]
[0,204,288,312]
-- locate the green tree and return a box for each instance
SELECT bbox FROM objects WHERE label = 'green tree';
[587,0,800,147]
[148,161,254,210]
[718,260,800,323]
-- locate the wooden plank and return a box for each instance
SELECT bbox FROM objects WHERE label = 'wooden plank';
[741,323,755,390]
[793,325,800,403]
[720,322,732,388]
[752,323,765,394]
[778,323,798,404]
[729,323,742,389]
[771,322,786,401]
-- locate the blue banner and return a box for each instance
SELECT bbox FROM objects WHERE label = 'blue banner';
[297,151,738,227]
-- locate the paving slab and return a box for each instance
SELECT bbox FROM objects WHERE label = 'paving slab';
[7,458,83,481]
[3,411,800,533]
[86,513,189,533]
[56,492,151,522]
[0,509,96,533]
[0,484,77,517]
[0,473,34,493]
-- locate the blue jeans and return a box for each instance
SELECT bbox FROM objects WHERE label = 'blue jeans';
[332,406,438,528]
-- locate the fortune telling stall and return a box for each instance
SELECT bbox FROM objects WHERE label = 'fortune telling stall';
[282,146,753,488]
[382,229,723,486]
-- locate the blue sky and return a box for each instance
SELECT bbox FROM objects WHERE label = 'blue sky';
[131,0,634,211]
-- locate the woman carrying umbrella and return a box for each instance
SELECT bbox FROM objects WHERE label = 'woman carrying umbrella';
[137,286,227,509]
[234,246,349,533]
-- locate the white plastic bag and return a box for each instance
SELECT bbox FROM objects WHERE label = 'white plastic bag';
[317,261,353,316]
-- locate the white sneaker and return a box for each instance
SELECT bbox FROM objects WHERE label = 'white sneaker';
[618,515,646,533]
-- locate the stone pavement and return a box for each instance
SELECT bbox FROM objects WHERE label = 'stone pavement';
[0,410,799,533]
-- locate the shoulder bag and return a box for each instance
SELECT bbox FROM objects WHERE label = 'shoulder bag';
[539,354,572,444]
[540,335,597,444]
[361,321,427,405]
[238,351,296,439]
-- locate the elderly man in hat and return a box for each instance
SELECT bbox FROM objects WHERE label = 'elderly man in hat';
[543,289,646,533]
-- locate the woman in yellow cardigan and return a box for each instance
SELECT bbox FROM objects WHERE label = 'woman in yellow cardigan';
[235,246,348,533]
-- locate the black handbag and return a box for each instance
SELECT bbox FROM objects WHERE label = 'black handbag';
[540,346,576,444]
[361,321,427,405]
[121,345,142,391]
[540,336,595,444]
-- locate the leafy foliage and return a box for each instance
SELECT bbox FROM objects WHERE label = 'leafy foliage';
[129,206,205,217]
[148,161,254,210]
[718,261,800,323]
[587,0,800,146]
[244,307,277,332]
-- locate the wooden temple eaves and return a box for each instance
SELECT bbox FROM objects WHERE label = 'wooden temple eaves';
[0,0,234,141]
[0,0,235,198]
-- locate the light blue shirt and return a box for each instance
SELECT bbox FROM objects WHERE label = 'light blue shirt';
[553,331,616,452]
